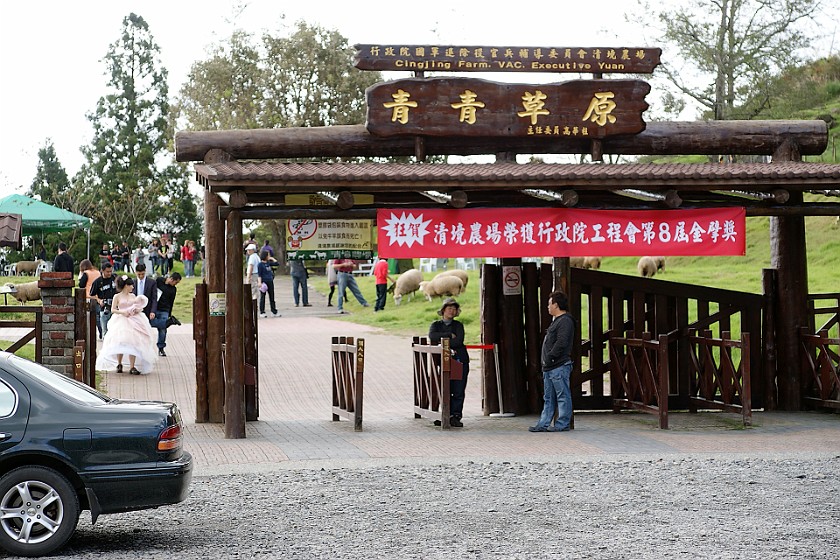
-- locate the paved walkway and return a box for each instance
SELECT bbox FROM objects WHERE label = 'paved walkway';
[102,276,840,474]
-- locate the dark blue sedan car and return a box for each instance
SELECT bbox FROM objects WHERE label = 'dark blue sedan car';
[0,352,192,557]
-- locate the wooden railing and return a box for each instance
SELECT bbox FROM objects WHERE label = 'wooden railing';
[609,332,669,429]
[571,268,764,411]
[0,305,43,363]
[799,328,840,410]
[688,330,752,425]
[331,336,365,431]
[412,336,451,429]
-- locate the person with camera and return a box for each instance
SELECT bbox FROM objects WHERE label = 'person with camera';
[149,272,181,357]
[89,262,117,335]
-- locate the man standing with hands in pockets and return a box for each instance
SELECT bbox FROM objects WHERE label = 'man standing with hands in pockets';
[529,291,575,433]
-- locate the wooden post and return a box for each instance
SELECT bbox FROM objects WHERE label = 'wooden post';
[480,263,500,415]
[204,189,226,422]
[355,338,365,432]
[552,257,570,295]
[770,142,807,410]
[522,262,542,413]
[499,258,527,414]
[657,334,669,429]
[224,209,246,438]
[244,295,258,421]
[194,283,209,423]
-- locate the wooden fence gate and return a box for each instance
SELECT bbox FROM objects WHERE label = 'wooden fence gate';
[331,336,365,431]
[412,336,452,429]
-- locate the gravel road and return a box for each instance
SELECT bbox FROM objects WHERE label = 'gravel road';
[38,454,838,559]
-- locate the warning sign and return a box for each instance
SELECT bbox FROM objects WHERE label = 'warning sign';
[502,266,521,296]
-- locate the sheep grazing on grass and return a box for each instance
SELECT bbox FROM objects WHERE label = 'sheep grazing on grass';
[569,257,601,269]
[433,269,469,290]
[420,275,465,301]
[4,282,41,304]
[14,259,43,276]
[653,256,666,273]
[638,256,658,278]
[392,269,424,306]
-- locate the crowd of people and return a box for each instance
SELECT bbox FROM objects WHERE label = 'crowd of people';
[97,236,202,279]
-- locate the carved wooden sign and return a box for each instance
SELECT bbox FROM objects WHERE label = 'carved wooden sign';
[366,78,650,138]
[354,45,661,74]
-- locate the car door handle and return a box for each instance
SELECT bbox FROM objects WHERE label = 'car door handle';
[0,433,11,442]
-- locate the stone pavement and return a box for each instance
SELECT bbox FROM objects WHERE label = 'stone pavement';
[102,276,840,475]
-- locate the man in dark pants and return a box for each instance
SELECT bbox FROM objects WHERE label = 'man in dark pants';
[149,272,181,357]
[132,264,158,319]
[89,263,116,336]
[428,298,469,427]
[529,290,575,432]
[53,242,74,273]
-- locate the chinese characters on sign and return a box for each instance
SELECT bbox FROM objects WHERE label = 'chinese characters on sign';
[366,78,650,137]
[354,45,662,74]
[286,219,373,260]
[377,208,746,258]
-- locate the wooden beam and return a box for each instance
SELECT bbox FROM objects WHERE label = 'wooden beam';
[176,120,828,162]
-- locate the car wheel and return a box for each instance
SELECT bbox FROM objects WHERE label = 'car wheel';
[0,466,80,557]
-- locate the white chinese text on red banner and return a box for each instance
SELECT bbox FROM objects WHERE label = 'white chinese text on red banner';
[377,208,746,258]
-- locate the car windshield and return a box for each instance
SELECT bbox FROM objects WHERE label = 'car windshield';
[8,355,110,405]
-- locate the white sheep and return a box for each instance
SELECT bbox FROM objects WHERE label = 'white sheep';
[569,257,601,269]
[638,256,658,278]
[420,275,465,301]
[653,256,666,273]
[5,281,41,304]
[14,259,43,276]
[393,269,424,306]
[433,269,469,290]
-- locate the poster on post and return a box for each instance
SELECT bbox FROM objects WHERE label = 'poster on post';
[376,208,746,258]
[286,219,374,260]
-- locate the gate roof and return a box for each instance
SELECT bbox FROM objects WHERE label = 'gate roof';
[194,161,840,214]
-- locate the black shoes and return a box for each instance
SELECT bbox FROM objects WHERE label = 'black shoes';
[166,315,181,327]
[116,364,123,373]
[433,417,463,427]
[158,349,167,357]
[129,367,140,375]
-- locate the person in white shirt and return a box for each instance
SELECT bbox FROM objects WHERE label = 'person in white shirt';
[244,244,261,300]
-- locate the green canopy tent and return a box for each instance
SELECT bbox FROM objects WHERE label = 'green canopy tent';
[0,194,93,258]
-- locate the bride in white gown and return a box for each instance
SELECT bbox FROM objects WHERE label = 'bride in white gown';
[95,275,158,374]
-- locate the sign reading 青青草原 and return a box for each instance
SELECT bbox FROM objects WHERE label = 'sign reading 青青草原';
[286,219,373,261]
[366,78,650,138]
[376,208,746,258]
[354,45,661,74]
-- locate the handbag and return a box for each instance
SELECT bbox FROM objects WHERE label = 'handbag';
[259,282,268,293]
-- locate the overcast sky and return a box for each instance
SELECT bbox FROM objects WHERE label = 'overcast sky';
[0,0,835,199]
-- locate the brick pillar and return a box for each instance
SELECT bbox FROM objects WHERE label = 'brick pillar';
[39,272,76,377]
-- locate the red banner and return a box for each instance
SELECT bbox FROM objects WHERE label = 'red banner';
[377,208,746,258]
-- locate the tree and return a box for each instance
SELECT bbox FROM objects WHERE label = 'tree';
[75,13,195,243]
[28,140,70,202]
[635,0,821,120]
[260,21,377,128]
[176,21,383,262]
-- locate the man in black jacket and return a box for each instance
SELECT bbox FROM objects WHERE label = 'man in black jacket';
[428,298,469,428]
[149,272,181,357]
[53,242,74,273]
[529,290,575,433]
